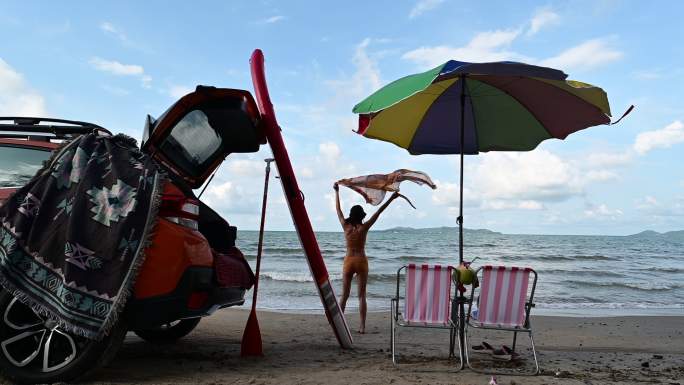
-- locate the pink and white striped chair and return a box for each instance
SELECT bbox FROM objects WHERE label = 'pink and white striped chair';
[465,265,539,374]
[390,264,461,366]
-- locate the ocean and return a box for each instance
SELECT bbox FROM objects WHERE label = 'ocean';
[236,228,684,316]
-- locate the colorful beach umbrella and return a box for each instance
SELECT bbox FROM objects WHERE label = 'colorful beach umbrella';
[353,60,628,155]
[352,59,630,366]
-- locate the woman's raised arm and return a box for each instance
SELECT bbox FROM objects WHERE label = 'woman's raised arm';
[334,183,345,226]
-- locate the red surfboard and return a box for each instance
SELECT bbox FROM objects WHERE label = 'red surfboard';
[250,49,353,349]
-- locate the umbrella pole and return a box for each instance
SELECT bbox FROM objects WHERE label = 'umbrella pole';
[457,74,466,367]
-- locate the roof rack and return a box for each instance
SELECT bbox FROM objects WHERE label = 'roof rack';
[0,117,109,139]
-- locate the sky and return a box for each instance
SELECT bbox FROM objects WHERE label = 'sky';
[1,0,683,235]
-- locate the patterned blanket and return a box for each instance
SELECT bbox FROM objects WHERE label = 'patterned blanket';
[0,133,163,339]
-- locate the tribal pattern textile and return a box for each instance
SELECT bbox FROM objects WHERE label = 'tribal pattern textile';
[338,169,436,207]
[0,133,163,339]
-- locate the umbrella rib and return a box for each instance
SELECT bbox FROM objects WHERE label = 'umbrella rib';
[464,78,480,152]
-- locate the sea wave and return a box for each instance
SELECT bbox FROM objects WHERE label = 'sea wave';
[563,280,680,292]
[539,269,626,278]
[259,272,399,284]
[513,254,619,262]
[536,302,684,309]
[396,255,441,262]
[637,267,684,273]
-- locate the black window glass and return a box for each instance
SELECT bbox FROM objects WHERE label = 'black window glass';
[0,146,51,187]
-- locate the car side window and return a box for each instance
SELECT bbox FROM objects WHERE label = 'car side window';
[0,146,51,187]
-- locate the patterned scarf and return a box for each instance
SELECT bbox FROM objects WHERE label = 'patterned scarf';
[337,169,436,208]
[0,133,163,339]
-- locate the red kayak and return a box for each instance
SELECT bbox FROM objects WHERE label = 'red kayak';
[250,49,353,349]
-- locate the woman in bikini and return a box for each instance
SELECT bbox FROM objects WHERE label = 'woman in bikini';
[334,182,399,334]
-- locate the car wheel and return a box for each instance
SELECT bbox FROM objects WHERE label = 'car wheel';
[0,290,127,384]
[134,318,201,344]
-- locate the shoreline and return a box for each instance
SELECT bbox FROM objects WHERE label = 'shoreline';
[241,306,684,317]
[93,309,684,384]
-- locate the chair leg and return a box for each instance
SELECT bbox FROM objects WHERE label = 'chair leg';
[455,325,464,370]
[529,331,540,375]
[464,325,474,371]
[390,300,397,365]
[512,331,518,352]
[449,327,455,358]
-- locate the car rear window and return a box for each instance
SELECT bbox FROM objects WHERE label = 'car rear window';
[159,109,223,178]
[0,145,51,187]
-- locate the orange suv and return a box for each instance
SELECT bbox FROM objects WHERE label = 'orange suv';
[0,86,264,383]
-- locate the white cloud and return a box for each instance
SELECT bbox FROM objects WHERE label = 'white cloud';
[473,150,583,203]
[431,150,620,212]
[203,180,260,214]
[89,57,152,88]
[168,85,194,99]
[527,8,560,36]
[539,38,623,72]
[633,120,684,155]
[99,21,150,53]
[431,181,478,208]
[89,57,143,76]
[224,159,266,176]
[0,58,46,116]
[403,29,525,67]
[141,75,152,89]
[585,151,633,167]
[518,200,544,210]
[636,195,660,210]
[259,15,285,24]
[409,0,445,19]
[319,141,341,162]
[325,38,382,102]
[584,170,619,183]
[299,166,314,179]
[482,200,545,211]
[583,203,623,219]
[100,21,127,42]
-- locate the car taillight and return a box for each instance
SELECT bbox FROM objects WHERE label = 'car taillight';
[159,194,200,230]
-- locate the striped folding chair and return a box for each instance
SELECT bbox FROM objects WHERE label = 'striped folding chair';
[390,264,461,366]
[465,265,539,375]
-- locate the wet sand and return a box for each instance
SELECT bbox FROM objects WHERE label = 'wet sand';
[92,310,684,385]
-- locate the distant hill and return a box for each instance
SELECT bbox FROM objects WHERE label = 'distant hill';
[379,226,502,235]
[627,230,684,241]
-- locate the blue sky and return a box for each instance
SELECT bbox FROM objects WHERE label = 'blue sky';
[1,0,683,235]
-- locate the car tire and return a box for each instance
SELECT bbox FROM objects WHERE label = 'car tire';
[0,289,127,384]
[134,318,201,344]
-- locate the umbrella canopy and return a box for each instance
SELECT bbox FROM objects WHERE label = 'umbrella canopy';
[352,60,613,155]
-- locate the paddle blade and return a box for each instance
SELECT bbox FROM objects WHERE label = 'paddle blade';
[240,310,263,357]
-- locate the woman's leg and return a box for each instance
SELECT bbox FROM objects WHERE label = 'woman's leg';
[340,270,354,313]
[357,270,368,333]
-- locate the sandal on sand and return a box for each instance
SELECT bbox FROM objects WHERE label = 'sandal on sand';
[490,348,511,361]
[501,345,519,360]
[471,341,495,355]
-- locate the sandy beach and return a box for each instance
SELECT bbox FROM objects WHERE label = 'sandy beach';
[87,309,684,385]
